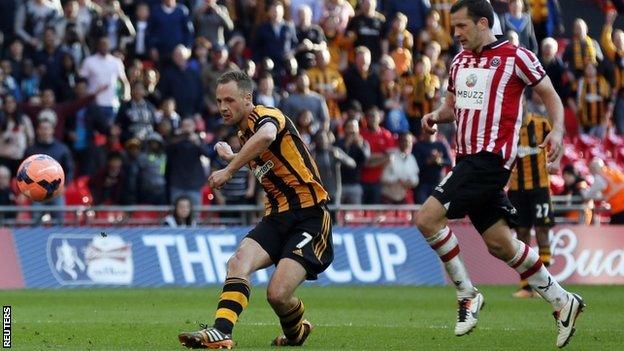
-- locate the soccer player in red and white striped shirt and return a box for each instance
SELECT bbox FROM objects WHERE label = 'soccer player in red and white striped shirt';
[415,0,585,348]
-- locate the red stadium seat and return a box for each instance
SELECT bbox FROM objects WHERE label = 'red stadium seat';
[342,210,373,226]
[573,160,590,176]
[605,133,624,153]
[131,210,162,225]
[616,148,624,167]
[576,134,600,153]
[377,210,413,226]
[65,176,93,206]
[561,144,581,165]
[201,185,214,205]
[563,107,579,139]
[587,146,608,161]
[93,210,126,226]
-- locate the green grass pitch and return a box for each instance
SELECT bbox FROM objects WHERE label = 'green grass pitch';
[1,285,621,350]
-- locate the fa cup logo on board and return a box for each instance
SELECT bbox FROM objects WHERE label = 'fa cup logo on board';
[466,74,478,88]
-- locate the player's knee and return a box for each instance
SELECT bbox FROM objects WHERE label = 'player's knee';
[266,285,290,308]
[515,228,531,243]
[416,210,440,236]
[485,240,515,261]
[485,241,507,260]
[226,253,249,277]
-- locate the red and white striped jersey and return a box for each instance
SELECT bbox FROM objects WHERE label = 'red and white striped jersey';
[447,39,546,169]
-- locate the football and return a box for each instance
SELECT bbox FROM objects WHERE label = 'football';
[16,154,65,202]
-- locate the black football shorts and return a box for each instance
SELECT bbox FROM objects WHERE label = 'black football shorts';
[508,188,555,228]
[246,204,333,280]
[432,152,519,234]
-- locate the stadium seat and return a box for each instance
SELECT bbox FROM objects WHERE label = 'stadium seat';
[201,185,214,205]
[65,176,93,206]
[587,146,608,161]
[377,210,413,226]
[573,160,590,176]
[575,134,601,155]
[342,210,374,226]
[605,133,624,153]
[131,210,162,225]
[563,107,579,139]
[562,144,581,165]
[93,210,126,226]
[616,148,624,166]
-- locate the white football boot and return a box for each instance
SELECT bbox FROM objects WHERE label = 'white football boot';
[454,291,485,336]
[554,293,585,348]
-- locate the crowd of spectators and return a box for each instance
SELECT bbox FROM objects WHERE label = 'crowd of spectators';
[0,0,622,214]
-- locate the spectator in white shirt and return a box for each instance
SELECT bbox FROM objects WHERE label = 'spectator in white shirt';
[79,37,130,127]
[381,132,419,204]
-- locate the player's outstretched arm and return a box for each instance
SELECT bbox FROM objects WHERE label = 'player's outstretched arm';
[534,76,565,164]
[228,122,277,171]
[208,122,278,189]
[421,93,456,134]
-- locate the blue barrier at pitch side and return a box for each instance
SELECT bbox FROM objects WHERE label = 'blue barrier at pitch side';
[12,227,445,288]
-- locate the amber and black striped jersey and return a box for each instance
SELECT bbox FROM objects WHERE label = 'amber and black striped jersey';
[529,0,550,23]
[307,67,346,119]
[430,0,454,33]
[400,73,440,118]
[238,105,328,216]
[508,113,551,191]
[577,76,611,128]
[601,24,624,93]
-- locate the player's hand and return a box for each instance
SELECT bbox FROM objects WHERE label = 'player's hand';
[208,168,233,190]
[421,112,439,134]
[215,141,235,161]
[540,128,564,164]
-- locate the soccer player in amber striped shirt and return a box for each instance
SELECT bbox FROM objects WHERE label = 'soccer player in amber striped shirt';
[178,71,333,349]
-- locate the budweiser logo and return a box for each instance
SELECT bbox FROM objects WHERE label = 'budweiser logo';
[551,228,624,283]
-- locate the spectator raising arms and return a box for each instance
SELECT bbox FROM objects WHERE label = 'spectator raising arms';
[165,118,211,206]
[193,0,233,47]
[563,18,602,78]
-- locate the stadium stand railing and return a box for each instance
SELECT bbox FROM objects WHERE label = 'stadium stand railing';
[0,196,612,227]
